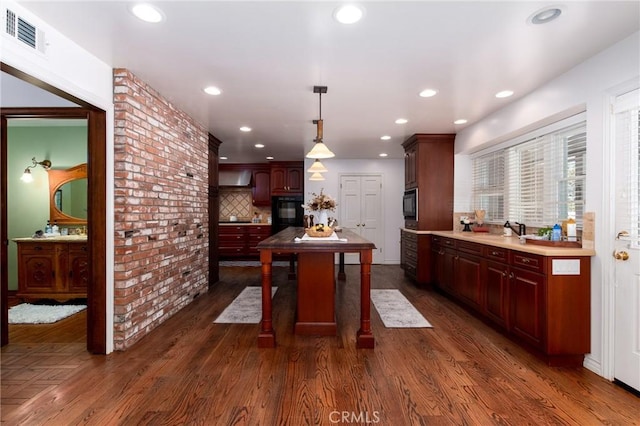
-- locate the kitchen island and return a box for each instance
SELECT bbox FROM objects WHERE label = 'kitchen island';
[256,227,376,348]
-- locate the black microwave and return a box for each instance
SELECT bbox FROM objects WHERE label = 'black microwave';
[403,188,418,220]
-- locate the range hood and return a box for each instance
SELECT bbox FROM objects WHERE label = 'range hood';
[219,169,253,187]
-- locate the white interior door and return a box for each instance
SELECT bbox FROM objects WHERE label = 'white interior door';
[613,88,640,392]
[340,175,383,264]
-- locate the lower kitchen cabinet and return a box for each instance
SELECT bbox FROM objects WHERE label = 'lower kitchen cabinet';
[14,239,88,301]
[220,225,272,259]
[430,234,591,366]
[400,230,431,285]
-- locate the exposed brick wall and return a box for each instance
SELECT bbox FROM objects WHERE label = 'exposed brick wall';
[113,69,209,350]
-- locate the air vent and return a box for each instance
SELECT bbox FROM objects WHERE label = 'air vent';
[4,9,46,53]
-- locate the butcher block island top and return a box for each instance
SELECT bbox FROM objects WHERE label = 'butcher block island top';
[256,227,376,349]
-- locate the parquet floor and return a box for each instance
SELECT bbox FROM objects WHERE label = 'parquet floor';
[1,265,639,425]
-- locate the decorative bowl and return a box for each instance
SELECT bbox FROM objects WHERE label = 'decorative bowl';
[305,227,334,238]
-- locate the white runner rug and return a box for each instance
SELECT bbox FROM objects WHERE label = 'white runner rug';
[9,303,86,324]
[214,286,277,324]
[371,289,432,328]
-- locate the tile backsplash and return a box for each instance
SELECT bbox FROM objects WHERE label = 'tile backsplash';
[219,188,271,222]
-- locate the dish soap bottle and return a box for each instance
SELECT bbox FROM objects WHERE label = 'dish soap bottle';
[551,223,562,241]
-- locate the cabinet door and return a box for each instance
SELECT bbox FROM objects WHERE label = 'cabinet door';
[68,244,89,293]
[484,260,510,328]
[438,248,456,295]
[510,267,545,349]
[252,169,271,206]
[404,146,417,189]
[286,166,303,193]
[270,167,287,194]
[456,253,483,311]
[20,253,56,293]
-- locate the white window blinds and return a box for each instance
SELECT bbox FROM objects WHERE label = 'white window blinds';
[615,88,640,247]
[472,117,586,227]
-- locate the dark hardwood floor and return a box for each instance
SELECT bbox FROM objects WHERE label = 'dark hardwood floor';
[2,265,638,425]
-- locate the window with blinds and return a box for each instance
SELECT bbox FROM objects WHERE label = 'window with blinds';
[472,118,586,227]
[614,88,640,247]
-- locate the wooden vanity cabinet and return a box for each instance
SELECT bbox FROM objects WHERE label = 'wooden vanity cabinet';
[15,240,88,301]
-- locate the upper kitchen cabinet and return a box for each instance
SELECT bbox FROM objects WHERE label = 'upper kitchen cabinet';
[270,161,304,195]
[402,134,455,231]
[252,165,271,206]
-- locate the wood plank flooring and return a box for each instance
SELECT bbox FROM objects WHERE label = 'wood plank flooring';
[2,265,638,425]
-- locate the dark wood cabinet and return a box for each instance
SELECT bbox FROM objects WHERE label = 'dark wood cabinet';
[401,134,455,230]
[252,166,271,206]
[429,233,591,366]
[400,230,431,284]
[219,225,272,258]
[270,161,303,195]
[509,266,545,349]
[14,239,88,301]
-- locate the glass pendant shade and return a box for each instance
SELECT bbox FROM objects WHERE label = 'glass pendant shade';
[307,159,328,173]
[309,172,325,181]
[20,169,33,183]
[306,142,335,159]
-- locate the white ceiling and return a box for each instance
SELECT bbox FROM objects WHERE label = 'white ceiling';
[12,1,640,163]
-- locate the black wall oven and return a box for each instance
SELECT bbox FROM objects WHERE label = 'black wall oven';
[271,195,304,233]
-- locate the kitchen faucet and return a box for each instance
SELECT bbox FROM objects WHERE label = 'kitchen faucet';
[510,222,526,236]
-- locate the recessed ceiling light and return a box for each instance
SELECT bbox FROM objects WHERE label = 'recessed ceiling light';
[379,153,388,157]
[220,156,228,160]
[528,7,562,25]
[130,3,165,23]
[240,126,252,132]
[454,119,468,125]
[380,135,391,141]
[419,89,438,98]
[255,143,265,148]
[395,118,408,124]
[334,4,364,24]
[495,90,514,98]
[203,86,221,96]
[266,156,274,160]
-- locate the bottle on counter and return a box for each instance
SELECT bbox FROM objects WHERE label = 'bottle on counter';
[551,223,562,241]
[567,218,577,241]
[503,221,512,236]
[51,220,59,235]
[45,220,52,235]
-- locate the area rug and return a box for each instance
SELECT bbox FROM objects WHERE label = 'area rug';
[8,303,87,324]
[213,286,277,324]
[371,289,432,328]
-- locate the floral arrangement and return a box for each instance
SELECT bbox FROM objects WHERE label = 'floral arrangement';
[305,189,337,211]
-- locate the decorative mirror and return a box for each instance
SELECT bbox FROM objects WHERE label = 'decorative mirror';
[48,163,88,225]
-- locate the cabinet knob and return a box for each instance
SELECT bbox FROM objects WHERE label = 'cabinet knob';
[509,272,514,279]
[522,258,530,263]
[502,270,507,277]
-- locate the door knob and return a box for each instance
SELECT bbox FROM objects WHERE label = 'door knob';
[613,250,630,261]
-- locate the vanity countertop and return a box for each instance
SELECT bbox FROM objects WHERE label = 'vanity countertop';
[13,235,88,243]
[401,229,595,257]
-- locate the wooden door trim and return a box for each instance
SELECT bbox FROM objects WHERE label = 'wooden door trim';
[0,107,107,353]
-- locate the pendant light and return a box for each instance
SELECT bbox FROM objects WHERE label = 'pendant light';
[306,86,335,159]
[309,172,325,181]
[307,159,328,173]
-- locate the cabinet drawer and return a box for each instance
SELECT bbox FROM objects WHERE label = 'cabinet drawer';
[440,237,455,248]
[219,247,246,256]
[404,248,418,264]
[219,226,246,234]
[457,240,482,256]
[19,243,55,254]
[219,234,245,243]
[248,226,271,236]
[486,247,509,262]
[511,252,544,272]
[403,231,417,243]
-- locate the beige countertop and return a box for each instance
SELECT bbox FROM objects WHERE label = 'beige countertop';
[13,235,88,243]
[219,222,271,226]
[402,229,595,257]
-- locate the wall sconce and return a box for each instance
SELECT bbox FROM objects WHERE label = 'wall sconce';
[20,157,51,183]
[306,86,336,159]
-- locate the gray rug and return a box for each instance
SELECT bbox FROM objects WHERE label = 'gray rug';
[9,303,87,324]
[213,286,277,324]
[371,289,432,328]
